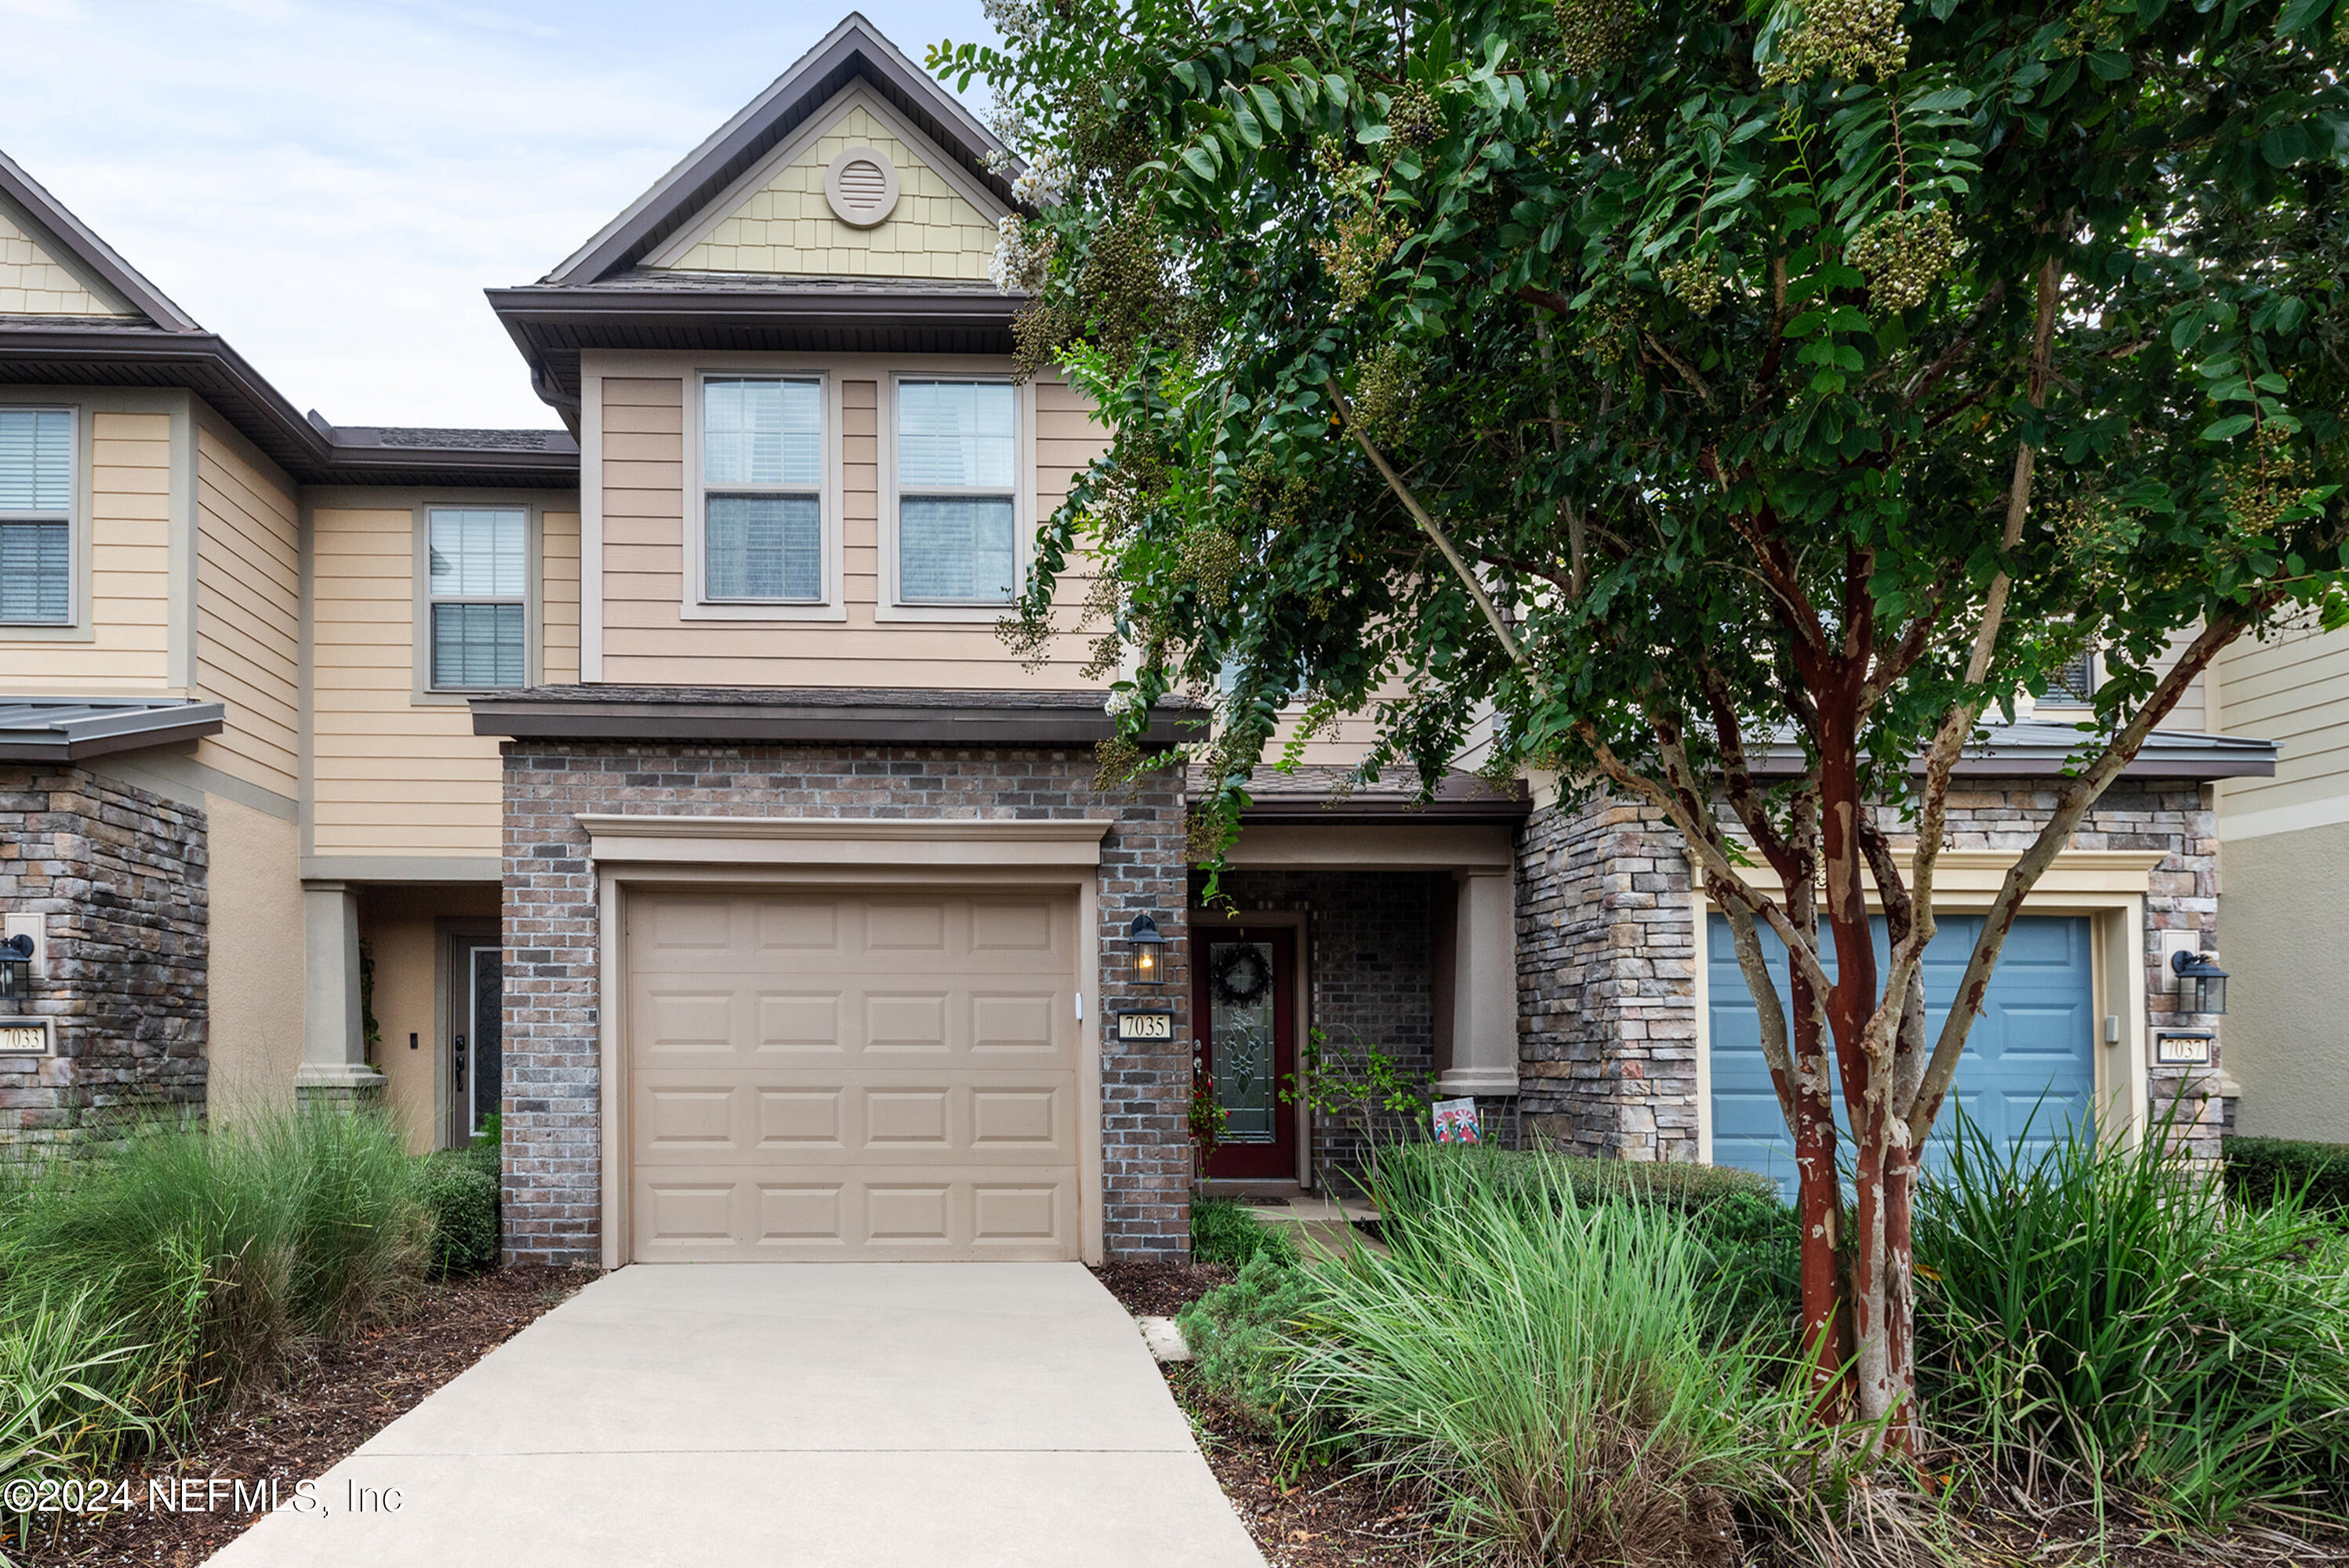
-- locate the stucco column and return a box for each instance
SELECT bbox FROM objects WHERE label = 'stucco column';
[1437,866,1520,1097]
[296,880,384,1103]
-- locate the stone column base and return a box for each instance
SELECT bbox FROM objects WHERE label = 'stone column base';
[295,1062,387,1110]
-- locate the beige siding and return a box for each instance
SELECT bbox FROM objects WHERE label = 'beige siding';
[2216,620,2349,827]
[0,408,174,693]
[598,375,1105,687]
[668,104,998,281]
[0,204,128,315]
[543,509,581,684]
[191,425,300,797]
[310,506,505,857]
[361,886,499,1154]
[203,795,304,1118]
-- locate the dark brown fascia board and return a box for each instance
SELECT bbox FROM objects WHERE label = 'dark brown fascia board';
[0,706,226,764]
[0,326,579,486]
[1746,743,2278,782]
[546,13,1018,288]
[470,695,1194,749]
[1239,798,1534,826]
[0,150,201,332]
[486,285,1019,332]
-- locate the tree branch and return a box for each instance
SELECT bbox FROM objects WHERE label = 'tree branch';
[1328,379,1528,675]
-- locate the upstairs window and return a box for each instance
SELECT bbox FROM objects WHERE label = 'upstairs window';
[0,408,72,626]
[703,377,822,602]
[2044,648,2096,706]
[896,380,1018,605]
[427,508,527,689]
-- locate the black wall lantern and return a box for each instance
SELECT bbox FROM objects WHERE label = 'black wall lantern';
[1125,913,1167,988]
[0,933,32,1004]
[2170,948,2229,1016]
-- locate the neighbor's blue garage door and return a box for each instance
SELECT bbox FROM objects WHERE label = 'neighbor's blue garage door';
[1708,913,2096,1199]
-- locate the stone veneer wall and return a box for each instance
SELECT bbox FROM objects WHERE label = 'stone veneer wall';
[499,742,1191,1265]
[1206,870,1440,1181]
[0,766,208,1149]
[1516,776,2224,1162]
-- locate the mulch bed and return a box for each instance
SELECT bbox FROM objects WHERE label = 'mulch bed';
[1165,1369,1439,1568]
[1089,1260,1234,1317]
[20,1265,597,1568]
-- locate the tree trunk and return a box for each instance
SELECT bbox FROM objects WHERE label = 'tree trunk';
[1788,962,1850,1410]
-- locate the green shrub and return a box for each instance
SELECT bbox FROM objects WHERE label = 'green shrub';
[1189,1196,1298,1270]
[1682,1188,1803,1341]
[2224,1134,2349,1216]
[1177,1251,1317,1424]
[1280,1145,1786,1561]
[418,1157,499,1277]
[1371,1142,1776,1232]
[1917,1115,2349,1529]
[0,1286,158,1535]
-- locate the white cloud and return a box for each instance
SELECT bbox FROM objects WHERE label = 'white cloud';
[0,0,998,428]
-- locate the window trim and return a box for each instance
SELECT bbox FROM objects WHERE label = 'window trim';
[878,372,1035,622]
[410,499,543,704]
[0,401,85,636]
[683,368,846,622]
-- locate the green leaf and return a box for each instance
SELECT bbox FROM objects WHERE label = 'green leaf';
[1181,143,1222,180]
[1230,102,1265,149]
[2278,0,2331,33]
[2085,50,2131,82]
[2202,415,2255,441]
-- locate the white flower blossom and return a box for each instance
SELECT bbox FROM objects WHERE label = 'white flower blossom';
[982,0,1044,47]
[989,216,1056,295]
[1011,148,1071,210]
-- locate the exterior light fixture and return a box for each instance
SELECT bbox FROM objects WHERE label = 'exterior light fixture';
[1125,913,1167,989]
[0,933,31,1005]
[2170,949,2229,1017]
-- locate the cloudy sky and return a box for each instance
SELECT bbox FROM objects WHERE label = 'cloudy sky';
[0,0,1001,430]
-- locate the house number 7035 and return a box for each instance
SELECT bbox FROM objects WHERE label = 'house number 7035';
[1116,1011,1174,1042]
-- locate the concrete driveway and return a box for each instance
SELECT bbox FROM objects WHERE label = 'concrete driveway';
[209,1264,1266,1567]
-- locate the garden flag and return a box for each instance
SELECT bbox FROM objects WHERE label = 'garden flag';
[1432,1098,1481,1144]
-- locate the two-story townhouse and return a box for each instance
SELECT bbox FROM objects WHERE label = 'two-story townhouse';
[0,143,579,1151]
[2,13,2290,1271]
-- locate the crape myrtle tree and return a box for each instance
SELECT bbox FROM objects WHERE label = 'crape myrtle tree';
[936,0,2349,1436]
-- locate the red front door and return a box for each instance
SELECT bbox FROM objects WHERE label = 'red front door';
[1196,927,1298,1180]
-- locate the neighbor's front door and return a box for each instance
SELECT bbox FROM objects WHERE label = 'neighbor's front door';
[1196,928,1297,1180]
[452,936,503,1145]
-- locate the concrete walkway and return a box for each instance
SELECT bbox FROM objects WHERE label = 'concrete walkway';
[209,1264,1266,1567]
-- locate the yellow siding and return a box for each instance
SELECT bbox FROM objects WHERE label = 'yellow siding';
[597,375,1106,688]
[191,426,300,797]
[0,205,128,316]
[310,506,504,857]
[668,105,998,281]
[543,510,581,684]
[0,409,173,694]
[2216,621,2349,824]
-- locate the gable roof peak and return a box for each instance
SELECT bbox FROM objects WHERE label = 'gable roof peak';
[0,147,201,332]
[542,12,1017,289]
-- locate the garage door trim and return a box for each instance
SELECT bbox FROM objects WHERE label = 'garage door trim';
[586,817,1115,1271]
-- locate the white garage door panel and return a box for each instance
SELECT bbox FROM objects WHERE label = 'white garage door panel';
[627,890,1083,1262]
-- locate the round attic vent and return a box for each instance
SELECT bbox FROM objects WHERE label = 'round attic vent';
[824,147,900,228]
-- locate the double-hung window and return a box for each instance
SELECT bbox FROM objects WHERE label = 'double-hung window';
[0,408,73,626]
[427,507,528,689]
[703,377,823,603]
[895,380,1018,606]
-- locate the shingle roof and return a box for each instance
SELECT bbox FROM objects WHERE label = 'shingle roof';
[0,699,226,763]
[469,686,1203,748]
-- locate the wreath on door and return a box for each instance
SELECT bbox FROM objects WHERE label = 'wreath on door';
[1212,943,1273,1007]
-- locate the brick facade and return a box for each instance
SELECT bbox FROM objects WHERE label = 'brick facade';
[497,742,1191,1265]
[1515,776,2226,1162]
[0,766,207,1149]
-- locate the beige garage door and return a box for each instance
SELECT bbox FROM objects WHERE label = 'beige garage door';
[626,888,1084,1262]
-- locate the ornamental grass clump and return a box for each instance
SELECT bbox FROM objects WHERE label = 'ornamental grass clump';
[1281,1147,1785,1564]
[0,1105,433,1454]
[1915,1113,2349,1531]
